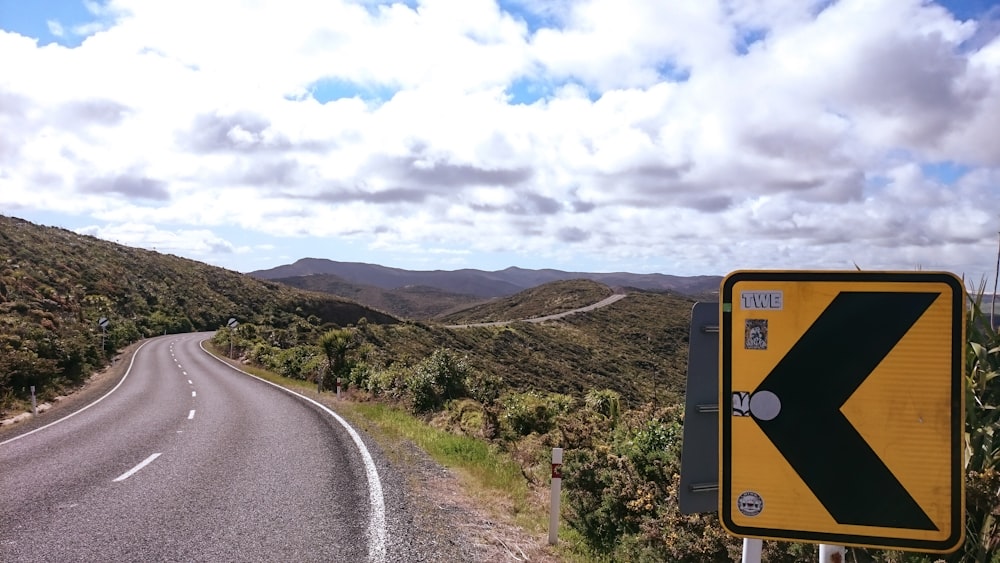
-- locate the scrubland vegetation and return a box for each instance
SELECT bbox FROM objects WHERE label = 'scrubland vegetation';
[4,214,1000,562]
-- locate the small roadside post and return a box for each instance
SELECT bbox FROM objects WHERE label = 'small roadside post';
[30,385,37,416]
[227,317,239,358]
[98,316,109,350]
[549,447,563,545]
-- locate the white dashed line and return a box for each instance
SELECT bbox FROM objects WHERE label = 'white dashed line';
[191,391,196,397]
[113,453,162,482]
[188,410,195,420]
[188,380,192,385]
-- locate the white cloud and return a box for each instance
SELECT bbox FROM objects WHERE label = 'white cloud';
[1,0,999,279]
[46,20,65,37]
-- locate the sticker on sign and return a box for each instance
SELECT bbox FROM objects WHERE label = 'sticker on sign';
[740,291,783,310]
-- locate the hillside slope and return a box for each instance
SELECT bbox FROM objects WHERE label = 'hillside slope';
[251,257,722,298]
[348,283,697,407]
[0,215,396,414]
[436,279,614,324]
[274,273,485,319]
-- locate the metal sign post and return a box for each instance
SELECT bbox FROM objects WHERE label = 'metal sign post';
[98,317,109,350]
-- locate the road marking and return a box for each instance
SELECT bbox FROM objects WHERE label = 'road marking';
[113,452,162,482]
[191,391,196,397]
[182,371,188,376]
[200,340,388,562]
[187,380,192,385]
[0,340,151,447]
[188,410,196,420]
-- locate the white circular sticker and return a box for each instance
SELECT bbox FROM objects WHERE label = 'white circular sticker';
[737,491,764,517]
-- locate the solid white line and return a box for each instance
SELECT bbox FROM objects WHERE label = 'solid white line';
[113,452,161,482]
[199,340,387,563]
[188,410,195,420]
[0,341,151,447]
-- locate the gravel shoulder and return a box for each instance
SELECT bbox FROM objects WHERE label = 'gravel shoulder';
[336,400,562,563]
[1,338,562,562]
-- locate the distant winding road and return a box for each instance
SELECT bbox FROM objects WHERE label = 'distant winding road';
[0,333,386,562]
[446,292,628,328]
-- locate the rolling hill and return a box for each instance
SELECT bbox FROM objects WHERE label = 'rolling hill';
[271,272,487,319]
[0,214,396,415]
[251,257,722,299]
[1,212,708,414]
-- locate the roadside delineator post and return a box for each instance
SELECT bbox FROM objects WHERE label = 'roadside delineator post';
[336,377,342,399]
[820,544,846,562]
[30,386,37,416]
[549,447,563,545]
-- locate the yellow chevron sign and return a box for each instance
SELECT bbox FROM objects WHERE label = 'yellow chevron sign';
[720,271,965,553]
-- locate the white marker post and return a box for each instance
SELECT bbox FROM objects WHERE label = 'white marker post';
[549,447,563,545]
[337,377,342,399]
[820,544,845,562]
[741,538,762,563]
[30,386,37,416]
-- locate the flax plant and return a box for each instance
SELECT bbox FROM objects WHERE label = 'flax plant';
[962,279,1000,562]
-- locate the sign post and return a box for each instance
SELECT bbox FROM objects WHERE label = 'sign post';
[98,316,109,350]
[720,271,964,553]
[549,447,563,545]
[227,317,239,358]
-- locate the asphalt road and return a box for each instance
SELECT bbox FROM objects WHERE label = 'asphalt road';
[0,333,387,562]
[446,292,628,328]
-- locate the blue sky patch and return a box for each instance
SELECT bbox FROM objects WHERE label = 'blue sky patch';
[735,28,768,56]
[497,0,560,35]
[656,61,691,82]
[507,77,553,105]
[307,77,398,104]
[922,160,971,184]
[0,0,108,47]
[938,0,997,20]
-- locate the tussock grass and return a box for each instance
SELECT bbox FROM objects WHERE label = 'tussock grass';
[338,401,540,526]
[351,403,523,490]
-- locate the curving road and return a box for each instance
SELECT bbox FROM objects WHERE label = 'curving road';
[0,333,386,562]
[446,292,628,328]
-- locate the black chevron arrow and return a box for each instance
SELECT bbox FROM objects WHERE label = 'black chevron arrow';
[752,291,939,530]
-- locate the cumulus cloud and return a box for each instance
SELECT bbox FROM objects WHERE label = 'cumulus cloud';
[0,0,998,277]
[79,173,170,200]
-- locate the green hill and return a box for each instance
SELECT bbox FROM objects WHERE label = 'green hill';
[436,279,615,324]
[0,214,396,415]
[291,281,698,407]
[274,273,485,319]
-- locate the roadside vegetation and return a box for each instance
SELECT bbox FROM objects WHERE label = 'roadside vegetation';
[0,214,395,415]
[212,281,1000,562]
[5,214,1000,561]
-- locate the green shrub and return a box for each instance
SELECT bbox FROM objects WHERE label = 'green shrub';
[501,391,574,437]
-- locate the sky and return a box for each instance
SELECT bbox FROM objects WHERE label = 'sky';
[1,1,1000,280]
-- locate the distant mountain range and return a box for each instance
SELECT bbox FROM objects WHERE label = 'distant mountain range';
[250,258,722,318]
